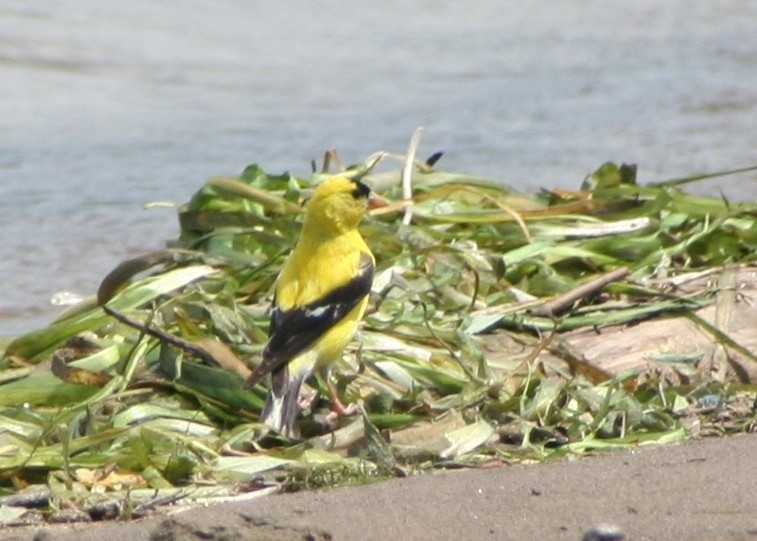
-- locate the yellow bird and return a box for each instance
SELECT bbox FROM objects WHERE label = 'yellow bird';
[244,176,386,438]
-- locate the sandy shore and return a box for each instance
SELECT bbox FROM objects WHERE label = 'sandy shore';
[5,433,755,541]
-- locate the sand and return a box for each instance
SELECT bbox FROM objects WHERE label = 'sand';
[6,433,756,541]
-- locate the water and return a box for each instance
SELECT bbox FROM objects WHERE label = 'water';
[1,0,756,336]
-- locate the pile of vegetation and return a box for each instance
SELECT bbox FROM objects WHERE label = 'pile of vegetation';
[1,145,756,524]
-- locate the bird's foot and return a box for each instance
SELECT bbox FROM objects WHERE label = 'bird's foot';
[297,390,319,412]
[323,401,360,428]
[330,399,360,417]
[326,377,359,417]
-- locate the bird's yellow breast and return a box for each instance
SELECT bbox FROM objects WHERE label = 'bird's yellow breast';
[275,230,372,310]
[290,297,369,373]
[275,230,372,373]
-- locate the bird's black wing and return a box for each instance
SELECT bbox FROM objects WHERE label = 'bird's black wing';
[244,252,373,388]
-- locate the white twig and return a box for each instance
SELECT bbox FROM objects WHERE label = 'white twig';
[401,127,424,225]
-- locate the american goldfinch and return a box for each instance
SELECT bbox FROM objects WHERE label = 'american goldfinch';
[244,176,386,438]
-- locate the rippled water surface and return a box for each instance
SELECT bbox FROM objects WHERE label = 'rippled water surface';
[1,0,756,335]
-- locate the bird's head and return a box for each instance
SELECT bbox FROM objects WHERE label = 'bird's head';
[303,176,386,234]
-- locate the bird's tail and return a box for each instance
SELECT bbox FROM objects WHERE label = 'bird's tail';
[259,371,307,439]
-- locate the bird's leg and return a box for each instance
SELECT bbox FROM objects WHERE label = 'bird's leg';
[325,377,359,418]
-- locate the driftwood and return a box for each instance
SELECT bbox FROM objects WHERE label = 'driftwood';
[562,265,757,383]
[479,265,757,386]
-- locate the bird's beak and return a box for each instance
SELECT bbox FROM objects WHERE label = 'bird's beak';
[367,192,389,210]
